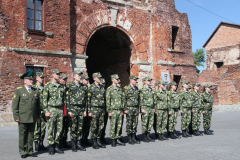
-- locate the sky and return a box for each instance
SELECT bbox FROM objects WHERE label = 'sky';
[175,0,240,73]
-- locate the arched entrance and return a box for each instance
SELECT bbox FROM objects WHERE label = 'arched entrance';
[86,27,132,88]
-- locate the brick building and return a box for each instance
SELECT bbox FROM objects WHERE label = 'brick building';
[0,0,197,123]
[198,22,240,106]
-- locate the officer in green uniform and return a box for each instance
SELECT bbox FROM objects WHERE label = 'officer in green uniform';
[191,83,203,136]
[88,72,106,149]
[167,82,181,139]
[140,77,155,143]
[202,84,214,135]
[33,72,48,151]
[179,80,192,138]
[106,74,125,147]
[42,69,65,155]
[12,70,40,158]
[154,80,169,141]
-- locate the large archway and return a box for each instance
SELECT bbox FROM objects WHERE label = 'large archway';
[86,27,132,88]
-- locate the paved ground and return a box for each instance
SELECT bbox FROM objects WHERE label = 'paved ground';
[0,111,240,160]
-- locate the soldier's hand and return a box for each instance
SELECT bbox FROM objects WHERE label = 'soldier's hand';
[15,119,21,123]
[180,111,183,113]
[192,110,194,113]
[45,112,51,117]
[168,112,171,115]
[68,112,73,117]
[84,111,87,117]
[122,112,124,115]
[141,109,146,114]
[124,110,129,114]
[109,113,113,117]
[88,113,92,117]
[155,112,157,114]
[202,111,205,114]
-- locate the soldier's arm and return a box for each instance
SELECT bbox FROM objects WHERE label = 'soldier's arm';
[139,89,143,111]
[87,86,92,113]
[42,85,49,113]
[153,92,157,110]
[106,88,111,113]
[123,87,128,111]
[12,88,20,121]
[179,92,183,111]
[121,90,125,111]
[66,84,71,113]
[36,90,41,119]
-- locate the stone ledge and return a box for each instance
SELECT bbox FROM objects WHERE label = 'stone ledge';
[132,60,150,65]
[157,60,175,66]
[75,54,88,59]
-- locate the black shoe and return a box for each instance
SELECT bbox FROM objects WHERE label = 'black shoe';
[83,138,91,146]
[28,153,37,157]
[155,133,159,138]
[193,130,200,136]
[21,155,27,158]
[48,144,55,155]
[77,140,86,151]
[147,132,155,142]
[169,132,176,139]
[162,134,169,140]
[116,138,125,146]
[111,139,116,147]
[34,141,39,151]
[100,137,109,145]
[143,132,149,143]
[63,138,71,148]
[39,140,47,150]
[132,133,140,144]
[182,130,188,138]
[208,130,214,135]
[92,139,99,149]
[186,131,192,137]
[71,140,77,152]
[157,134,164,141]
[97,138,106,148]
[197,130,203,136]
[119,137,125,143]
[173,132,181,139]
[54,143,64,154]
[128,134,134,145]
[59,139,63,149]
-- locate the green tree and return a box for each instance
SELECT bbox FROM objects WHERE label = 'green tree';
[193,48,205,75]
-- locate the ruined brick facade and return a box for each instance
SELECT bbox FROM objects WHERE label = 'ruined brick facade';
[199,22,240,106]
[0,0,196,123]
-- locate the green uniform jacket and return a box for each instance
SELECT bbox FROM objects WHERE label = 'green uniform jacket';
[139,86,154,109]
[202,92,213,111]
[123,85,139,110]
[66,81,87,112]
[179,89,192,111]
[106,85,124,113]
[167,90,180,109]
[42,81,66,113]
[154,90,168,110]
[87,83,105,112]
[191,91,202,109]
[32,84,44,110]
[12,86,40,123]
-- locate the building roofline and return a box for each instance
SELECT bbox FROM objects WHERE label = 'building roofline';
[203,21,240,48]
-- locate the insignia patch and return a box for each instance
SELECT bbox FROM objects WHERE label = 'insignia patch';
[13,94,16,99]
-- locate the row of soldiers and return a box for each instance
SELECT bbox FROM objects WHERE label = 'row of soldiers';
[12,69,214,158]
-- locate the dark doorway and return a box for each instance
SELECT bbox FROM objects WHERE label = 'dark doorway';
[86,27,132,88]
[173,75,181,90]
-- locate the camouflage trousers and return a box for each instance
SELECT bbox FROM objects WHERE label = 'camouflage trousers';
[34,112,47,141]
[126,107,139,134]
[90,107,105,139]
[47,106,63,145]
[109,110,123,139]
[192,108,202,131]
[181,107,192,131]
[119,115,124,136]
[203,109,212,130]
[60,115,71,140]
[168,108,178,132]
[82,115,91,139]
[70,108,84,140]
[101,111,108,138]
[155,109,168,134]
[141,107,154,133]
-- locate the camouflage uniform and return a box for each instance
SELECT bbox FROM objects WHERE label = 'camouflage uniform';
[191,88,202,131]
[202,89,213,131]
[100,78,108,140]
[82,84,91,141]
[106,84,124,140]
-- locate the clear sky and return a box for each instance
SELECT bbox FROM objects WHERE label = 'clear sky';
[175,0,240,73]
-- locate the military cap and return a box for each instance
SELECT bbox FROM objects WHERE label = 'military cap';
[20,70,34,80]
[59,73,67,80]
[143,77,152,82]
[181,80,189,85]
[169,81,177,86]
[52,68,61,74]
[204,84,212,88]
[92,72,102,78]
[129,75,139,80]
[81,74,89,80]
[188,85,192,89]
[73,70,83,75]
[101,78,106,84]
[36,72,44,78]
[158,80,166,85]
[111,74,120,79]
[192,83,201,87]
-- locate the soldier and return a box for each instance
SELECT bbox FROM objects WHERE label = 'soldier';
[202,84,214,135]
[191,83,203,136]
[123,75,140,145]
[153,82,159,138]
[59,73,71,149]
[66,70,87,152]
[12,70,40,158]
[42,69,65,155]
[140,77,155,143]
[117,78,125,144]
[106,74,125,147]
[88,72,106,149]
[167,82,181,139]
[154,80,169,141]
[33,72,48,151]
[179,80,192,138]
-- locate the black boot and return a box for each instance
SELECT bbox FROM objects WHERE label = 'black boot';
[34,141,39,151]
[111,139,116,147]
[59,139,63,149]
[197,130,203,136]
[182,130,188,138]
[48,144,55,155]
[100,137,109,145]
[76,140,86,151]
[132,133,140,144]
[193,130,199,136]
[128,134,134,145]
[97,138,106,148]
[92,139,99,149]
[158,134,164,141]
[155,133,159,138]
[169,132,176,139]
[173,132,181,139]
[39,140,47,150]
[54,143,64,154]
[162,134,169,140]
[71,140,77,152]
[63,138,71,148]
[207,130,214,135]
[143,132,149,143]
[116,138,125,146]
[147,132,155,142]
[186,131,192,137]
